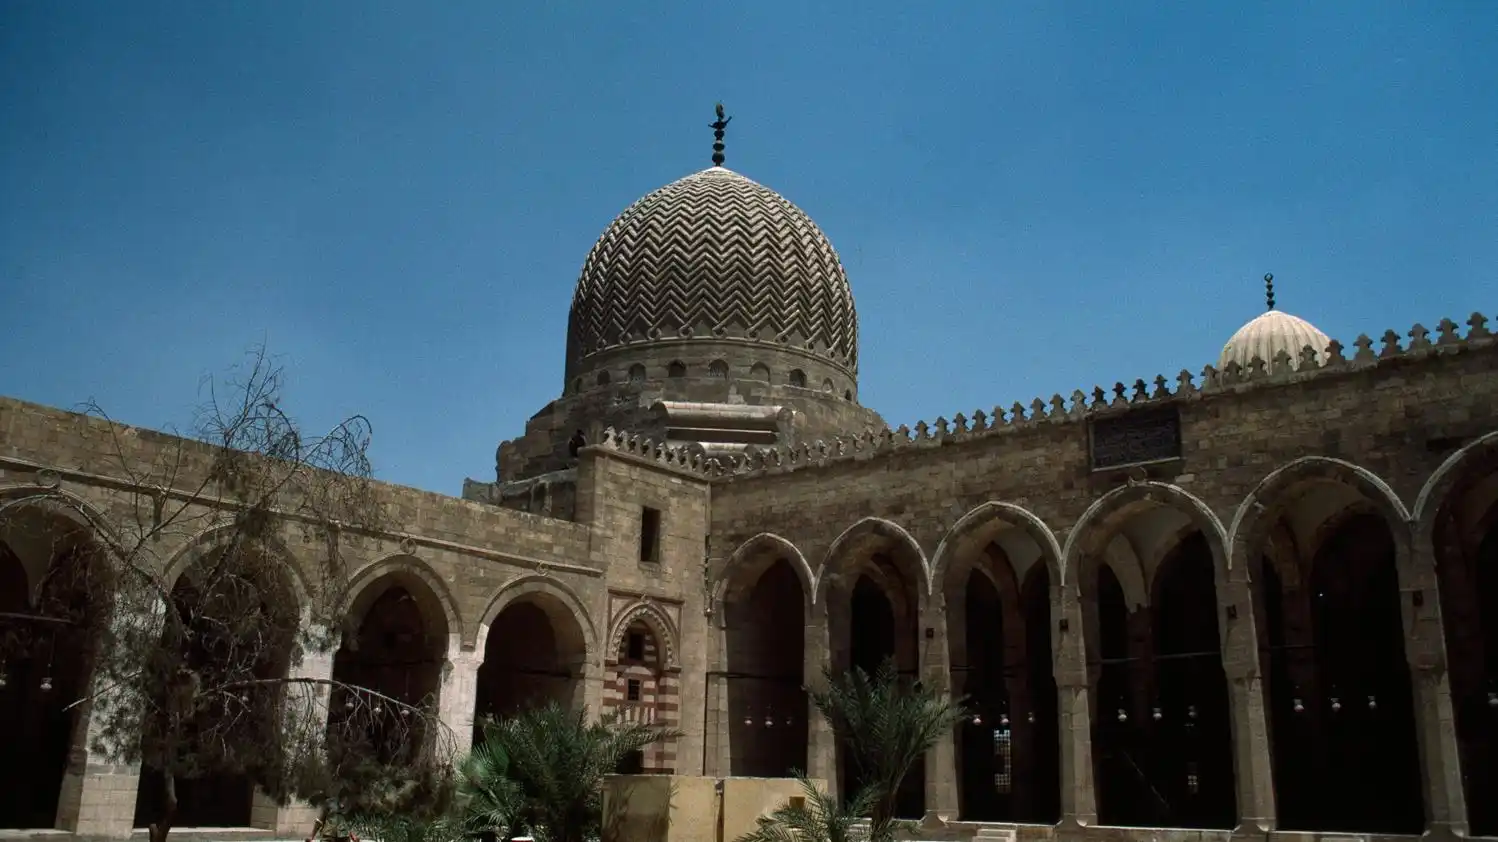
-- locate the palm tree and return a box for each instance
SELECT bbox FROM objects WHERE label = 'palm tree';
[459,702,679,842]
[808,659,968,842]
[735,774,875,842]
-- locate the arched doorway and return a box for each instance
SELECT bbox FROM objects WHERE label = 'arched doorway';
[1149,533,1234,828]
[0,502,110,830]
[725,557,808,777]
[1430,459,1498,837]
[474,592,588,742]
[938,507,1064,825]
[1251,485,1424,834]
[134,544,301,830]
[822,520,926,819]
[1075,495,1238,829]
[329,570,450,766]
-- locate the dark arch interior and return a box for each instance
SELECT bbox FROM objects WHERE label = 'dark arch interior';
[726,558,808,777]
[474,600,581,742]
[1150,533,1235,828]
[135,552,298,829]
[959,571,1010,822]
[1021,563,1061,823]
[329,584,446,764]
[1093,563,1151,826]
[843,572,923,817]
[1436,493,1498,837]
[1262,512,1424,834]
[0,540,97,830]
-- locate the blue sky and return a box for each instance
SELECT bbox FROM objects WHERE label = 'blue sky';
[2,2,1495,495]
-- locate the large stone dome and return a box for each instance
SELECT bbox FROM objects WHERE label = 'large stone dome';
[564,166,859,384]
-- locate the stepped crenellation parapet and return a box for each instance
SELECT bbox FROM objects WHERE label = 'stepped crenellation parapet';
[592,313,1493,482]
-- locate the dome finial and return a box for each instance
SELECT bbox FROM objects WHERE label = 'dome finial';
[710,102,732,167]
[1264,272,1276,311]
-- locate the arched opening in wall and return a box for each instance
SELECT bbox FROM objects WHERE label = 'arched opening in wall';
[1252,486,1424,835]
[1305,512,1423,833]
[135,544,300,830]
[942,513,1063,824]
[725,558,808,777]
[1429,459,1498,837]
[0,504,111,831]
[668,361,687,378]
[826,539,923,819]
[629,364,647,383]
[1149,533,1235,829]
[596,371,610,387]
[822,379,834,393]
[844,390,853,402]
[328,571,449,768]
[475,595,587,743]
[750,363,771,382]
[788,369,807,388]
[1090,564,1151,827]
[956,570,1013,821]
[607,618,676,773]
[1078,497,1237,829]
[1021,563,1060,823]
[709,360,729,379]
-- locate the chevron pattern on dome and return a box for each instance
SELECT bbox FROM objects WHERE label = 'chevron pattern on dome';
[566,167,859,378]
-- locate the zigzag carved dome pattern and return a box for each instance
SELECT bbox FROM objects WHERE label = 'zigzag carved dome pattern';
[566,167,859,380]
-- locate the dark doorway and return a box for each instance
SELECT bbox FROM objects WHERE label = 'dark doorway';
[1021,563,1061,824]
[726,559,808,777]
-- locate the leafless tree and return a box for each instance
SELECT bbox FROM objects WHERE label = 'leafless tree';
[0,347,456,842]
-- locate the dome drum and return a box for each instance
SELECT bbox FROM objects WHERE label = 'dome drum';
[567,340,857,403]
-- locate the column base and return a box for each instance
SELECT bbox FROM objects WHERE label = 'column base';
[56,762,140,839]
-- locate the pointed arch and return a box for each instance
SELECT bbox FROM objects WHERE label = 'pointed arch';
[1413,429,1498,543]
[608,600,679,669]
[718,532,816,607]
[474,573,598,658]
[1062,481,1229,586]
[343,553,461,648]
[1228,456,1411,569]
[0,484,125,602]
[160,520,308,619]
[929,501,1062,595]
[815,516,928,606]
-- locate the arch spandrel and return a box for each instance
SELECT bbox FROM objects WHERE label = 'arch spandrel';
[0,485,131,596]
[814,516,929,608]
[473,573,599,660]
[929,501,1063,594]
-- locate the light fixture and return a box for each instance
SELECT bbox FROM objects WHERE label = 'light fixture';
[1187,705,1198,720]
[1292,697,1304,714]
[1117,709,1128,723]
[999,713,1010,727]
[1152,707,1163,722]
[1367,695,1377,711]
[1027,711,1035,724]
[345,697,355,712]
[972,713,983,726]
[40,676,53,692]
[763,715,774,728]
[1488,692,1498,708]
[743,715,752,727]
[1330,697,1341,713]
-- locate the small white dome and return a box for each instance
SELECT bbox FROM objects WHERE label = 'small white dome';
[1219,309,1331,372]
